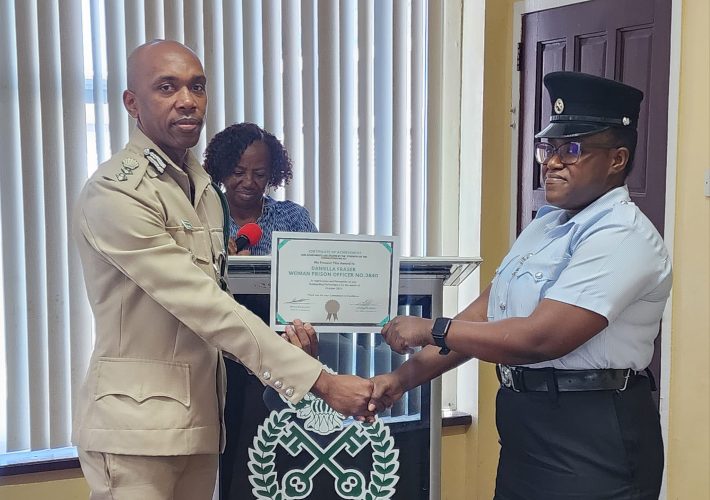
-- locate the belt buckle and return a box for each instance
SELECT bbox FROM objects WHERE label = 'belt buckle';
[617,368,634,392]
[499,365,520,392]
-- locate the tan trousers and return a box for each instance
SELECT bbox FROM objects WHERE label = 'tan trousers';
[78,449,218,500]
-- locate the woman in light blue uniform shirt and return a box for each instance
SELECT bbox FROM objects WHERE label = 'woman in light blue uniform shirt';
[373,72,671,499]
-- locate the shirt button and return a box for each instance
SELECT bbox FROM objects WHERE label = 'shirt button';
[262,371,271,381]
[620,200,628,205]
[274,380,283,389]
[499,302,506,311]
[535,272,543,279]
[285,387,294,398]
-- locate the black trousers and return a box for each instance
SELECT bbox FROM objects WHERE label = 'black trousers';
[494,376,663,500]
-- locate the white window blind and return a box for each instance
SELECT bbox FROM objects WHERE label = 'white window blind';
[0,0,92,464]
[0,0,464,467]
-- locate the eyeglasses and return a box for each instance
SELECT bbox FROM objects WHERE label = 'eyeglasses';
[534,141,618,165]
[534,141,583,165]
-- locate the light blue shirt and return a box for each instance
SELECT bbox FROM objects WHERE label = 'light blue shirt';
[488,185,671,370]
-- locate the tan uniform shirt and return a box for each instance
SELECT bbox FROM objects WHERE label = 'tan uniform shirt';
[72,128,321,456]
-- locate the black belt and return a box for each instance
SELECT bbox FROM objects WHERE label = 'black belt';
[496,364,640,393]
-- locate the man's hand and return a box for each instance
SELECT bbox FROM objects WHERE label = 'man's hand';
[311,371,374,419]
[368,372,406,413]
[282,319,318,358]
[381,316,435,355]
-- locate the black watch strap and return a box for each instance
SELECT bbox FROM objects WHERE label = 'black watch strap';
[431,317,452,355]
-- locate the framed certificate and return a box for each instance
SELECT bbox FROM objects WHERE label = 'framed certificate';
[270,232,399,332]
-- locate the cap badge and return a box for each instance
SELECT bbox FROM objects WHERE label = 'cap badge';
[553,98,565,114]
[622,117,631,126]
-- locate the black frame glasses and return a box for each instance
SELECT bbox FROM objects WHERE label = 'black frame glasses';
[534,140,619,166]
[534,141,583,165]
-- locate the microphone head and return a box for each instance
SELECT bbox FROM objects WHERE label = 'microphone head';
[237,222,263,246]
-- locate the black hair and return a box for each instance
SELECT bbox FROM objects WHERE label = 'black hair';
[204,122,293,187]
[607,126,638,176]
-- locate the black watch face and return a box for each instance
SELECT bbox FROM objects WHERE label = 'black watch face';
[433,317,450,335]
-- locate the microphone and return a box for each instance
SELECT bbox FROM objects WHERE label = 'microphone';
[235,223,262,252]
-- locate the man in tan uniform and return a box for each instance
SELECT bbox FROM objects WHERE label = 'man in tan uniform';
[73,40,374,500]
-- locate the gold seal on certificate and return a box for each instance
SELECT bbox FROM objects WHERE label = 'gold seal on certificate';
[270,232,399,332]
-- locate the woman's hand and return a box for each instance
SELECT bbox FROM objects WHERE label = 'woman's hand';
[282,319,319,358]
[381,316,435,354]
[227,237,251,255]
[368,372,406,413]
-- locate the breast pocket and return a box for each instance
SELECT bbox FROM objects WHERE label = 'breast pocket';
[166,225,212,266]
[513,259,568,302]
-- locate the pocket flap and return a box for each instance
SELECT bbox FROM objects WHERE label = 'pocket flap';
[166,226,212,264]
[95,358,191,406]
[518,262,563,283]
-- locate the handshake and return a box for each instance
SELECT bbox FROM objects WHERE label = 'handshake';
[283,315,437,420]
[310,369,405,422]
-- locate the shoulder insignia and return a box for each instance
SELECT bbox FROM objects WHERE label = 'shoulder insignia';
[122,157,140,170]
[115,157,141,181]
[144,148,168,174]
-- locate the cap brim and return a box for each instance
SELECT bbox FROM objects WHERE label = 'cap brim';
[535,122,611,139]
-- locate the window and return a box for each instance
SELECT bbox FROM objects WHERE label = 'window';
[0,0,460,468]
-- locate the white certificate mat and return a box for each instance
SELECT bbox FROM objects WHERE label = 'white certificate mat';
[270,232,399,332]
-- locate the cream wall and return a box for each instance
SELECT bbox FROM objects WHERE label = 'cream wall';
[474,1,517,498]
[665,0,710,497]
[441,0,517,498]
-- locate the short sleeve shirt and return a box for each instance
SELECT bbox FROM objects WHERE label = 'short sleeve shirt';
[229,196,318,255]
[487,186,672,370]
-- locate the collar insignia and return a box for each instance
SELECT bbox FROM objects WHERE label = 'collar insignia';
[144,148,168,174]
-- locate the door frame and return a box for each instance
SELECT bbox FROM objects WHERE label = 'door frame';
[509,1,681,497]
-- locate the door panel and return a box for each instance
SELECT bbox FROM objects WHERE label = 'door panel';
[518,0,670,233]
[576,35,607,75]
[619,27,655,196]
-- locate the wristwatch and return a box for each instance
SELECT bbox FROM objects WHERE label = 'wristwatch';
[431,317,452,355]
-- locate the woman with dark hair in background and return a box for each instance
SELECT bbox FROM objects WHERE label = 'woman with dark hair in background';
[204,122,318,498]
[204,122,317,255]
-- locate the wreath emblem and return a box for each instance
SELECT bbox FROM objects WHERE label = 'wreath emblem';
[248,394,400,500]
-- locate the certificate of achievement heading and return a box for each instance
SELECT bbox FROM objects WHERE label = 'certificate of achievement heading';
[270,232,399,333]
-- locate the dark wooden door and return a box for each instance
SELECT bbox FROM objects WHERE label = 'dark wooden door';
[517,0,672,404]
[518,0,671,233]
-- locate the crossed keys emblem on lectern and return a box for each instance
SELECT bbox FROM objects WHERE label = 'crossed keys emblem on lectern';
[247,390,400,500]
[280,424,368,498]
